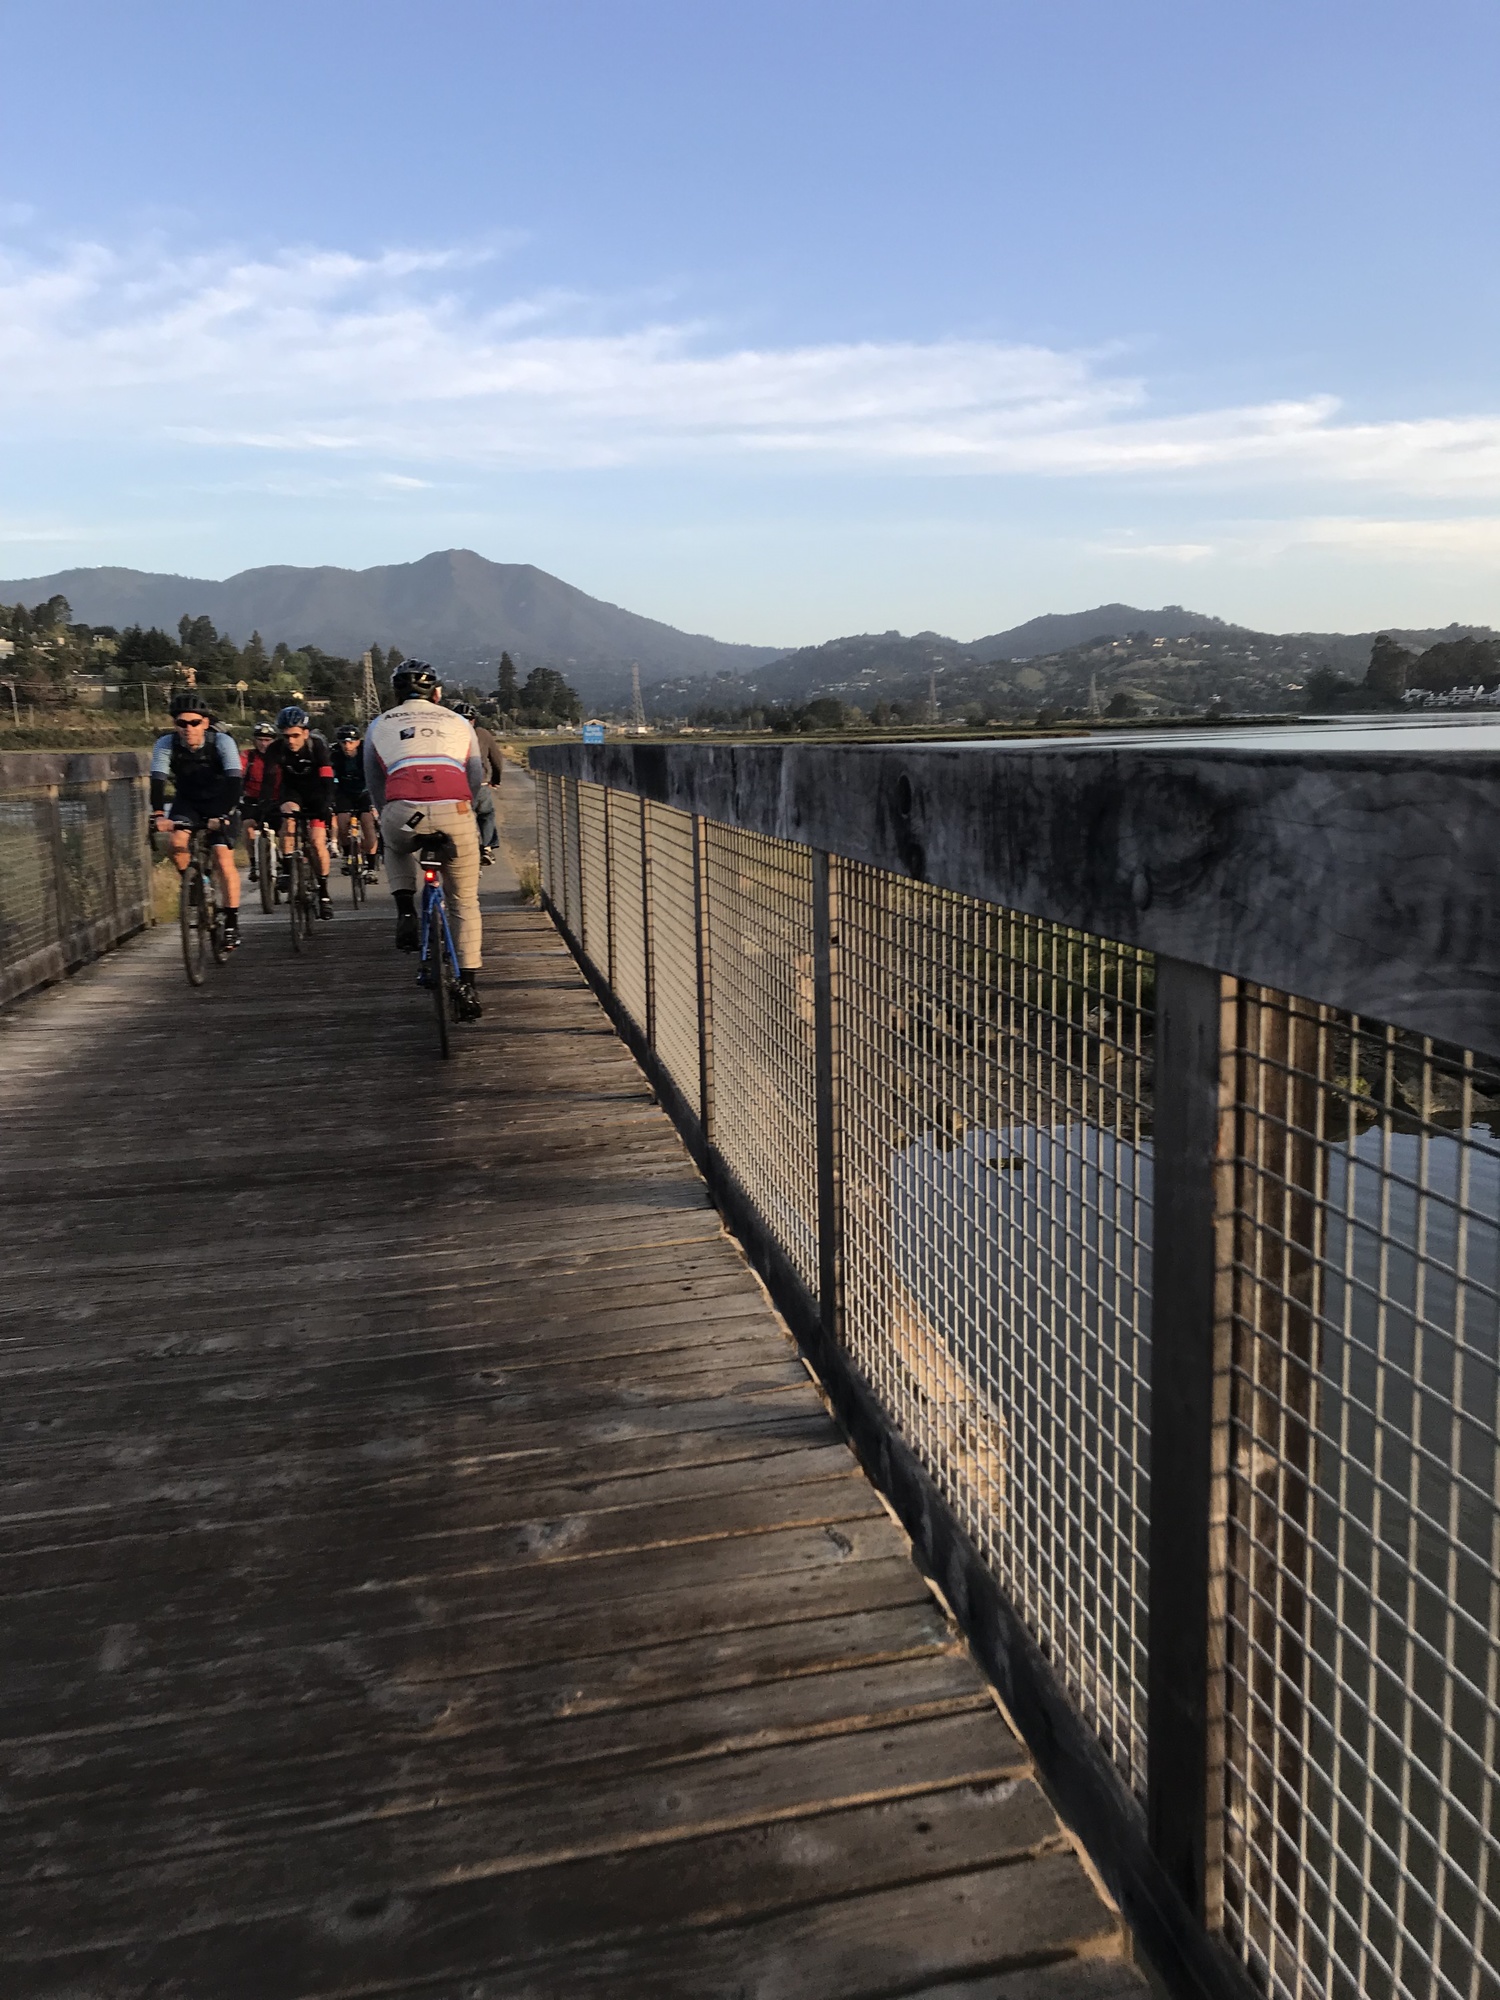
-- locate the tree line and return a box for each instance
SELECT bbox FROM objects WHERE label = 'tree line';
[1305,632,1500,711]
[0,599,583,728]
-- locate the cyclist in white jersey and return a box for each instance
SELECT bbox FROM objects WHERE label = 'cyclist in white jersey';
[364,661,486,1020]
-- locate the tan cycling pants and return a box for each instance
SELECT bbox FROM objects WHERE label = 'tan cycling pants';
[381,798,483,969]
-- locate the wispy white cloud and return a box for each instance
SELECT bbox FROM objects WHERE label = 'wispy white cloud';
[1096,516,1500,565]
[7,235,1500,500]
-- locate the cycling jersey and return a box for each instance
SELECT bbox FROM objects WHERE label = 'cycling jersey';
[330,743,372,809]
[240,745,273,816]
[149,728,243,818]
[243,734,337,824]
[364,702,482,809]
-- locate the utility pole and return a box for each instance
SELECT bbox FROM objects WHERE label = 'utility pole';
[928,666,938,725]
[631,663,647,734]
[1090,672,1101,718]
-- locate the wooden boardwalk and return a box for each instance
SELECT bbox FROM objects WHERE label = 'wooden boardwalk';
[0,776,1145,1999]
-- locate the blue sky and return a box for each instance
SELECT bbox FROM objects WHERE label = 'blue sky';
[3,0,1500,642]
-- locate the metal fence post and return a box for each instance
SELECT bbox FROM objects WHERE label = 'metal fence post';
[812,849,842,1339]
[44,783,70,955]
[693,813,714,1143]
[603,786,617,992]
[640,796,656,1050]
[1146,957,1235,1921]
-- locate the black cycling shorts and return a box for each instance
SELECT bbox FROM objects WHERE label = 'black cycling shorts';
[169,802,239,848]
[275,775,333,826]
[334,786,373,816]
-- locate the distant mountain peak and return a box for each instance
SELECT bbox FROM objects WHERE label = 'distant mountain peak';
[0,551,787,688]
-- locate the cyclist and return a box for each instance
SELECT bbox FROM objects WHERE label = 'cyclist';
[331,723,380,880]
[365,661,485,1020]
[241,705,336,919]
[149,692,244,947]
[240,720,277,883]
[447,700,504,865]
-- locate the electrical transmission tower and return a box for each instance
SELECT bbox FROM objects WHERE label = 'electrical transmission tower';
[630,663,647,734]
[360,651,379,720]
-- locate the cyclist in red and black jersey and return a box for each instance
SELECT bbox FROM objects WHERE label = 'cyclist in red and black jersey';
[242,705,337,919]
[240,721,277,883]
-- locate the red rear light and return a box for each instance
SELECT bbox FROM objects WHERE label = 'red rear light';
[422,866,440,883]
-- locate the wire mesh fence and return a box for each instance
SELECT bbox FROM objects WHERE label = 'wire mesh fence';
[533,764,1498,2000]
[702,819,820,1293]
[0,762,151,1005]
[577,780,610,974]
[837,861,1155,1793]
[1213,989,1500,2000]
[646,801,701,1112]
[607,789,650,1038]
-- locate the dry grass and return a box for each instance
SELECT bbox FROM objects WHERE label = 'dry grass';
[151,856,182,925]
[517,860,542,905]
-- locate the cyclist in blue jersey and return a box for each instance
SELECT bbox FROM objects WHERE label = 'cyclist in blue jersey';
[150,692,244,946]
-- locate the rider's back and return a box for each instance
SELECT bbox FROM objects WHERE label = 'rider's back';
[365,702,480,805]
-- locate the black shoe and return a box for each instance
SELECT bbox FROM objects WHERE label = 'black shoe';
[395,912,420,952]
[453,978,484,1022]
[274,871,290,897]
[248,862,259,884]
[479,846,495,868]
[318,888,335,920]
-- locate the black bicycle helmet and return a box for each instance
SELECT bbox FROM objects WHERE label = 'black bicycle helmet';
[170,689,209,719]
[253,720,276,739]
[336,723,362,743]
[392,660,440,701]
[276,704,311,731]
[448,700,479,721]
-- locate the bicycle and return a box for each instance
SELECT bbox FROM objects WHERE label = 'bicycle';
[337,812,370,908]
[414,831,463,1058]
[280,805,319,953]
[155,818,233,986]
[252,821,277,914]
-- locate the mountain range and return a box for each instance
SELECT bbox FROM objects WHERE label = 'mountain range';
[0,550,785,685]
[0,551,1273,688]
[1,550,1490,708]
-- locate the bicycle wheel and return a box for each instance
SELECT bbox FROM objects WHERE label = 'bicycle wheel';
[179,864,206,986]
[350,842,366,907]
[289,851,305,953]
[258,829,275,913]
[208,873,231,964]
[427,898,451,1059]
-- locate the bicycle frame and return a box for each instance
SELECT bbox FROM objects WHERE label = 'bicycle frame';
[419,865,462,983]
[418,857,463,1058]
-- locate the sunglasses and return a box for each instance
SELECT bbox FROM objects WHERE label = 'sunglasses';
[175,715,208,728]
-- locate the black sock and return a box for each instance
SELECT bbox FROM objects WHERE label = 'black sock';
[460,969,480,984]
[394,891,417,918]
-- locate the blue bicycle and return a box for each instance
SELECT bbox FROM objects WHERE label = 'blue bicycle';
[415,831,463,1058]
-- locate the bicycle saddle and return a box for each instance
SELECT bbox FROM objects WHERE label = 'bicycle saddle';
[413,831,459,863]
